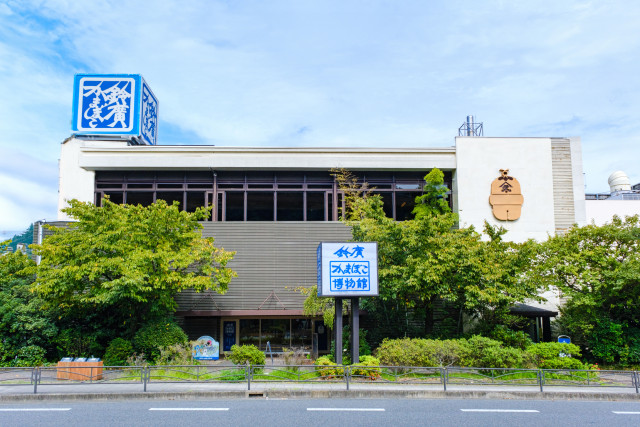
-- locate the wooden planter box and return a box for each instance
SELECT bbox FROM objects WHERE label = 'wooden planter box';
[56,361,103,381]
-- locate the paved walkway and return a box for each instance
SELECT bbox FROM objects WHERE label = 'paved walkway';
[0,380,638,402]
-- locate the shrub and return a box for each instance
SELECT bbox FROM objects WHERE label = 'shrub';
[156,343,194,365]
[314,355,344,377]
[526,342,587,369]
[490,326,534,350]
[375,338,435,367]
[460,335,527,369]
[351,355,381,379]
[227,344,265,366]
[55,328,101,359]
[375,338,466,367]
[103,338,133,366]
[133,321,188,362]
[13,345,47,367]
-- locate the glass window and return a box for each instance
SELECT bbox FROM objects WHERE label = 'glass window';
[306,192,325,221]
[260,319,290,351]
[247,192,274,221]
[97,183,123,189]
[395,192,421,220]
[291,319,312,349]
[186,192,206,214]
[156,191,183,207]
[225,192,244,221]
[127,183,153,189]
[277,192,303,221]
[103,192,123,205]
[126,192,154,206]
[239,319,261,347]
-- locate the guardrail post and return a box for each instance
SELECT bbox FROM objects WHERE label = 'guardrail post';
[143,366,148,392]
[32,367,39,394]
[345,366,349,391]
[247,364,251,391]
[538,370,544,392]
[634,371,639,394]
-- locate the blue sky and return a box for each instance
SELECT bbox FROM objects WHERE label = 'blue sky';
[1,0,639,239]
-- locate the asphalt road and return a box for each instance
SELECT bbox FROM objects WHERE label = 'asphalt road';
[1,398,639,426]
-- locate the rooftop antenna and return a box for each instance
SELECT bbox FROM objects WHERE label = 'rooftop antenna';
[459,115,483,136]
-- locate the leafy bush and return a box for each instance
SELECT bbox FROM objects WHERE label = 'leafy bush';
[351,355,381,379]
[375,338,435,366]
[490,326,534,350]
[103,338,133,366]
[526,342,587,369]
[156,343,194,365]
[55,328,102,359]
[376,336,531,368]
[314,355,344,377]
[227,344,265,366]
[126,353,147,366]
[375,337,466,367]
[13,345,47,367]
[133,321,188,362]
[460,335,528,369]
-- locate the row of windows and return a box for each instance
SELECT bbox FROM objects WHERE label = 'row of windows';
[95,170,452,221]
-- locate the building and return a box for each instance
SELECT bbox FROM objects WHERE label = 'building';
[45,133,585,350]
[585,171,640,225]
[41,75,586,349]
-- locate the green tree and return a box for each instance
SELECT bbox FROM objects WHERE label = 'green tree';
[527,215,640,364]
[0,250,57,362]
[305,169,541,341]
[30,199,237,333]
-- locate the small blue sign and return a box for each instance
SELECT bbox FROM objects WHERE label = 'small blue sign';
[558,336,571,344]
[192,336,219,360]
[71,74,158,145]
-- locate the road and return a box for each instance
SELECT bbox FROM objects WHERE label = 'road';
[0,398,639,426]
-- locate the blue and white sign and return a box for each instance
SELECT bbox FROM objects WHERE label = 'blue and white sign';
[192,336,220,360]
[317,242,378,297]
[71,74,158,145]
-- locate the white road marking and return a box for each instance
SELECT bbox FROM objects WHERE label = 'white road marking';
[149,408,229,411]
[461,409,539,413]
[0,408,71,412]
[613,411,640,415]
[307,408,385,412]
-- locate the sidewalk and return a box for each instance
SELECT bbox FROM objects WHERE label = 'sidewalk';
[1,381,639,402]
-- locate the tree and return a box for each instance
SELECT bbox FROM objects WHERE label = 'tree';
[0,250,57,362]
[526,215,640,364]
[305,169,542,343]
[30,199,237,333]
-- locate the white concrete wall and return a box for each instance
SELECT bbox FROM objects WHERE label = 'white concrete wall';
[455,137,556,243]
[585,199,640,225]
[57,138,128,220]
[569,137,587,226]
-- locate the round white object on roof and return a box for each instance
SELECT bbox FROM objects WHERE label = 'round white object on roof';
[608,171,631,192]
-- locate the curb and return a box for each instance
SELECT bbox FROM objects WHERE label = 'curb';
[1,389,639,403]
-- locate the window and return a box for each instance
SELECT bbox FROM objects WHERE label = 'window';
[247,192,274,221]
[277,192,303,221]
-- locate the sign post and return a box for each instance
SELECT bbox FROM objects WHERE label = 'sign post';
[317,242,378,365]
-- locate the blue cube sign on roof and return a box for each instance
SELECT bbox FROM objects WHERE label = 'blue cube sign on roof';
[317,242,378,297]
[71,74,158,145]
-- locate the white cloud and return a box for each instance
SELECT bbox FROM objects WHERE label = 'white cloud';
[0,0,639,236]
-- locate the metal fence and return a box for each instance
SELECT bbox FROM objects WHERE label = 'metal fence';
[1,365,638,394]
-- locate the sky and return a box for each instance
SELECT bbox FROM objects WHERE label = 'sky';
[1,0,639,239]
